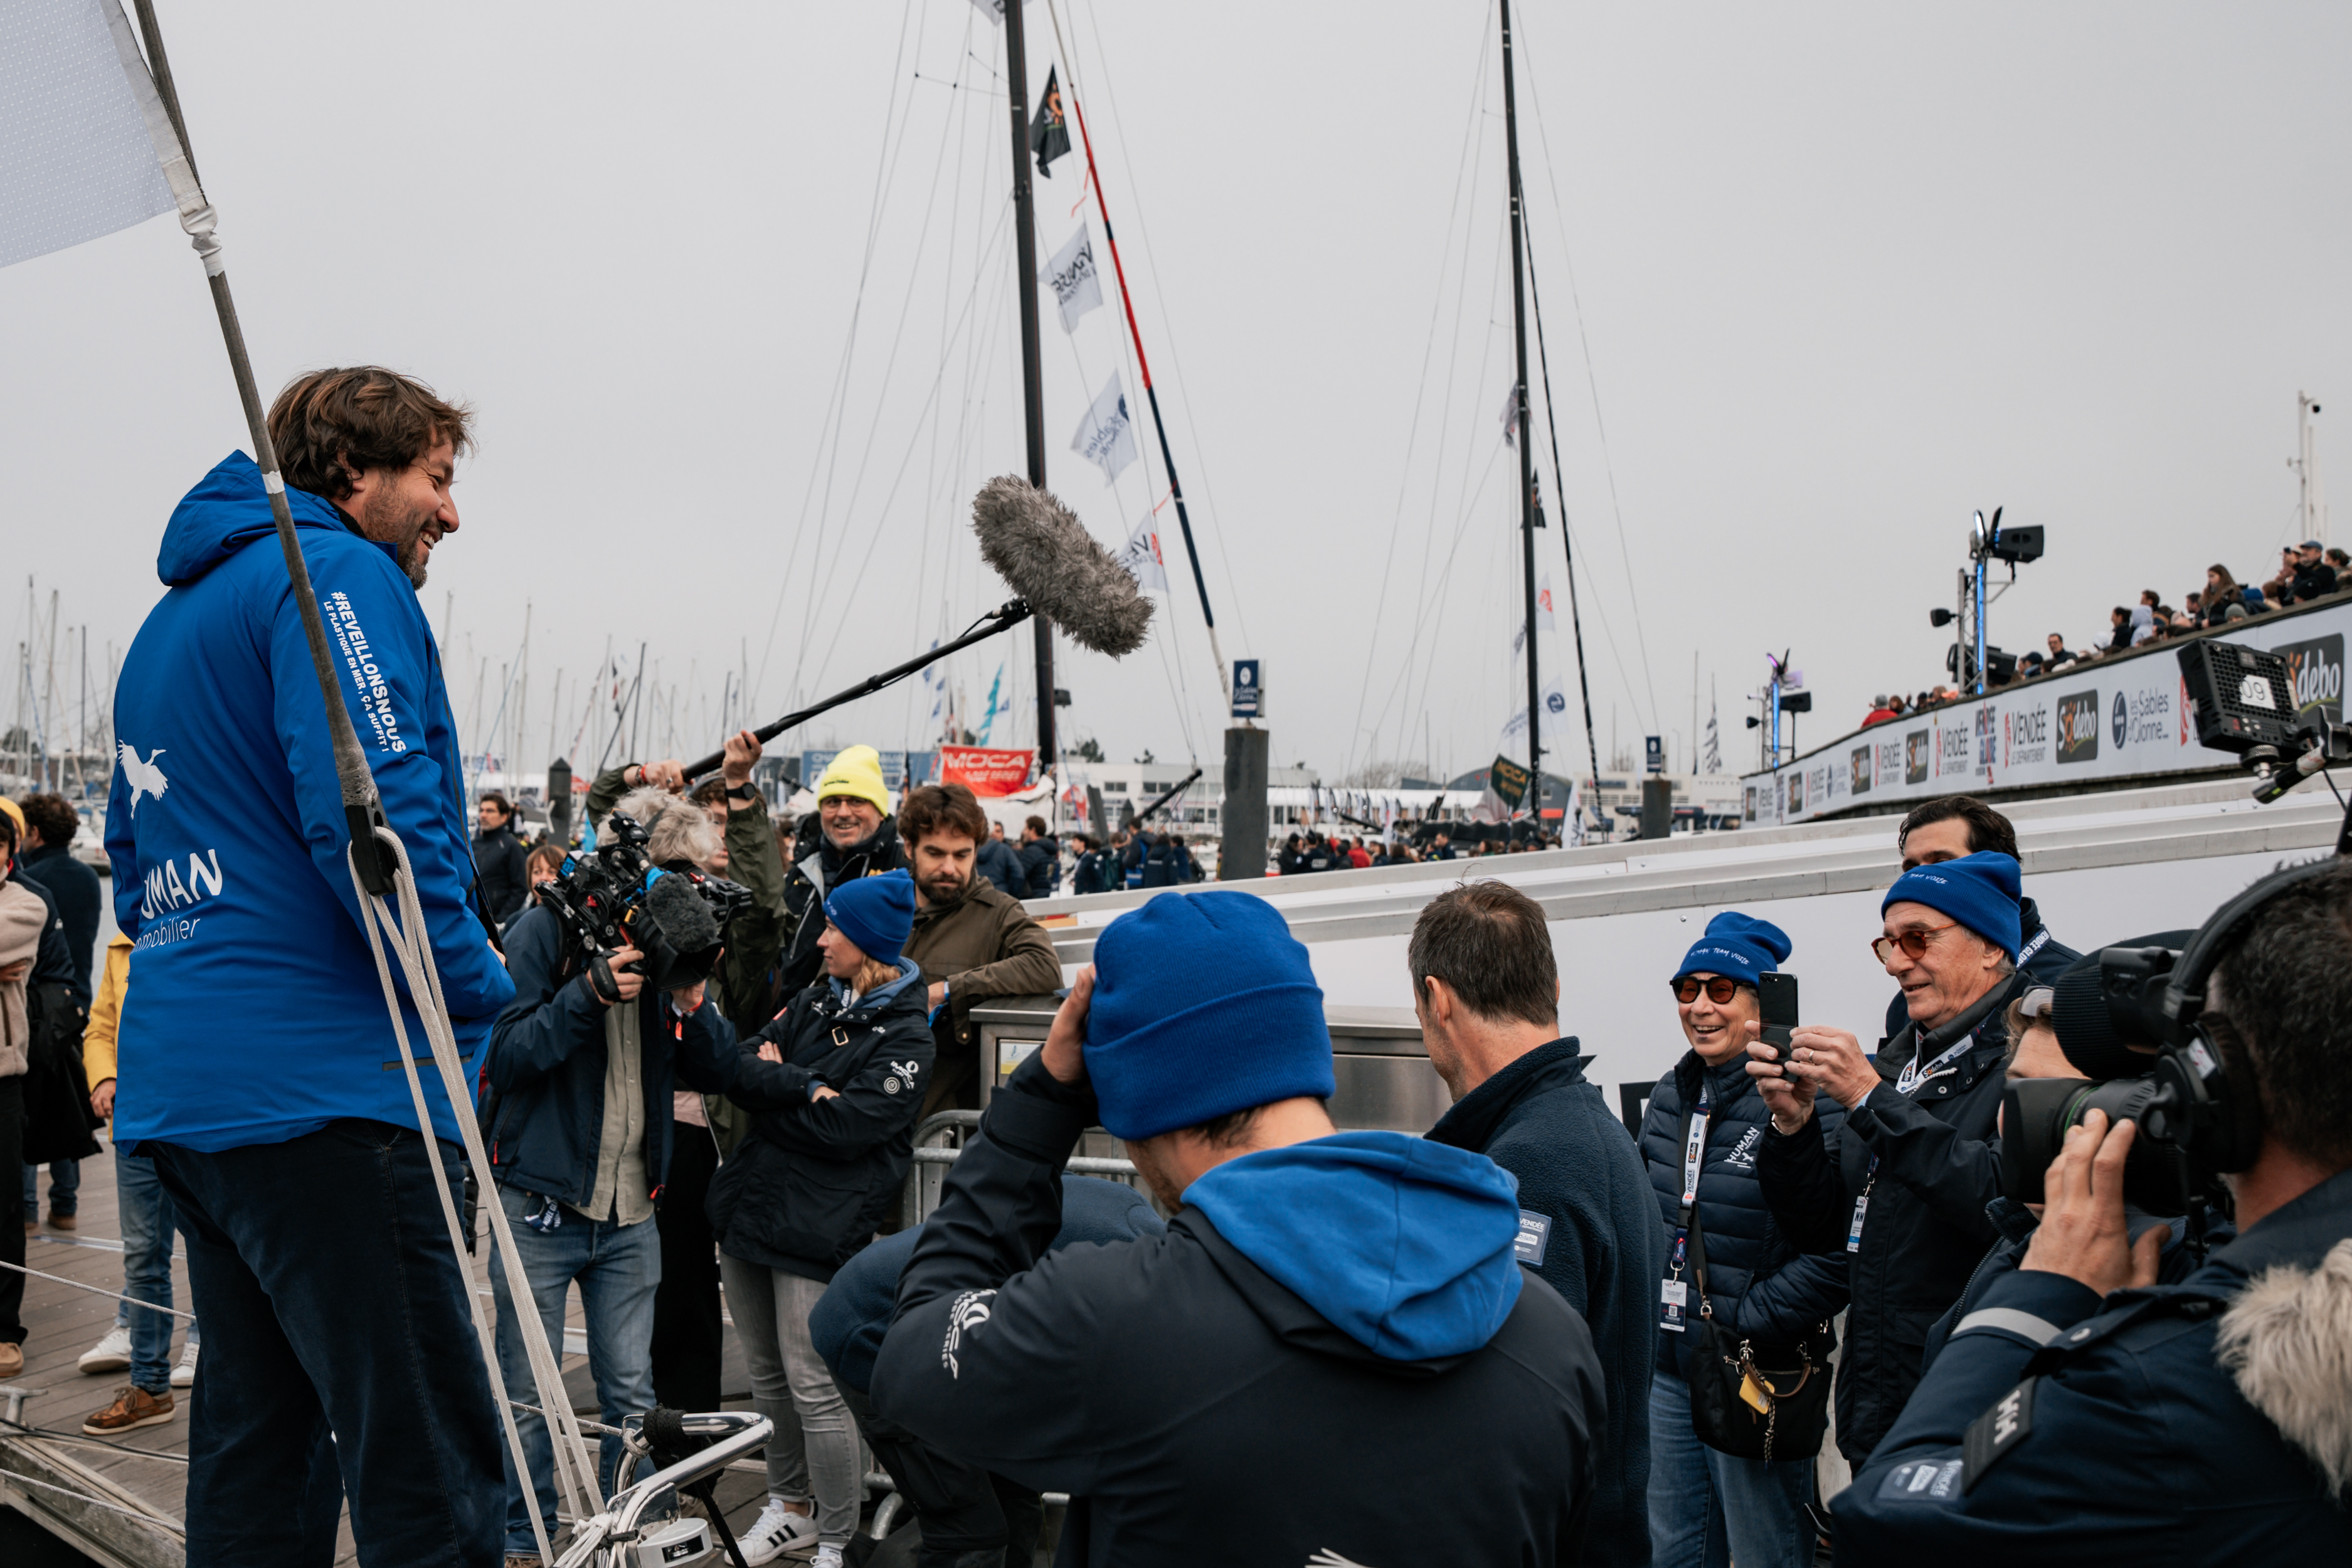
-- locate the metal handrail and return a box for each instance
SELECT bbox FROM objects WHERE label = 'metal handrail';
[901,1110,1139,1227]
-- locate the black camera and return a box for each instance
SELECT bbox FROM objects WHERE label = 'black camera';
[539,812,751,996]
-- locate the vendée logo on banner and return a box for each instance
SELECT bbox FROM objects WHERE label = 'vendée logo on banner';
[2005,702,2050,767]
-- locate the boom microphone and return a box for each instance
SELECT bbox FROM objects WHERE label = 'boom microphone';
[971,475,1153,656]
[679,477,1153,778]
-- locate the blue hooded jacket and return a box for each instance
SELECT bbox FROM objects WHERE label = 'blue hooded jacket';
[1184,1129,1526,1360]
[107,452,514,1151]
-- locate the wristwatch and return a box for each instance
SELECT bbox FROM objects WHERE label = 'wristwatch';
[728,782,757,802]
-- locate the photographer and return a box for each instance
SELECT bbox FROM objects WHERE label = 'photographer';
[869,892,1606,1566]
[1915,949,2230,1372]
[708,869,933,1568]
[897,784,1062,1118]
[1838,860,2352,1562]
[484,788,800,1561]
[1749,852,2028,1468]
[1642,915,1848,1568]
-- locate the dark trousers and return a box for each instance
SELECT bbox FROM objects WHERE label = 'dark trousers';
[153,1118,504,1567]
[650,1118,724,1412]
[0,1078,23,1344]
[842,1382,1041,1568]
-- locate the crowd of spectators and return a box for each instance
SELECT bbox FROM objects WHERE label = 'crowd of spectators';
[1863,539,2350,728]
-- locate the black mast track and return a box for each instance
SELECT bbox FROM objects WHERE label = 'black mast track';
[1004,0,1056,773]
[1500,0,1542,800]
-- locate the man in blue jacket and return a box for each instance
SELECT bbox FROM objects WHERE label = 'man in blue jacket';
[1837,857,2352,1564]
[107,368,517,1565]
[871,891,1606,1565]
[1416,879,1665,1568]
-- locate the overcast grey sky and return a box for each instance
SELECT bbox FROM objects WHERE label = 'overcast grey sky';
[5,1,2346,790]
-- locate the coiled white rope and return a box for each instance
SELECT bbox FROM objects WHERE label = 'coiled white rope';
[349,829,600,1562]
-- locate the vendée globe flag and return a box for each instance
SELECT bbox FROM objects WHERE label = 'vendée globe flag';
[0,0,200,272]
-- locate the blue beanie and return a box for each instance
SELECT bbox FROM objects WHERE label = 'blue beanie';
[1084,891,1335,1142]
[1881,851,2022,961]
[824,869,915,966]
[1672,912,1793,990]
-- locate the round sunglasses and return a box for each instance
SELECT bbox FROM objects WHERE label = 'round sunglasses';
[1871,921,1958,965]
[1671,976,1745,1005]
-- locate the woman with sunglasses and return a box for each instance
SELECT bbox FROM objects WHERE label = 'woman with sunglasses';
[1640,914,1848,1568]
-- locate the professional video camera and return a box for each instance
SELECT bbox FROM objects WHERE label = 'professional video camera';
[538,811,751,998]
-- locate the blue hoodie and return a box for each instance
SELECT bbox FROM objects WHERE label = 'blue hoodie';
[1182,1128,1525,1360]
[107,452,514,1151]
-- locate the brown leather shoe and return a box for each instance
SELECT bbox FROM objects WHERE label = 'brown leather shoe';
[83,1385,176,1435]
[0,1341,23,1378]
[48,1210,77,1231]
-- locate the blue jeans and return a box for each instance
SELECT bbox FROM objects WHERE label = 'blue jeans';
[489,1182,662,1554]
[1646,1370,1817,1568]
[23,1156,80,1219]
[153,1120,505,1567]
[114,1143,198,1394]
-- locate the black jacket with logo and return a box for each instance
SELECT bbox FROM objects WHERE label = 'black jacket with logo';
[1640,1053,1850,1381]
[706,962,935,1283]
[1759,973,2025,1464]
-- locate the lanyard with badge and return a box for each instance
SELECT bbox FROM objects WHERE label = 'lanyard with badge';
[1661,1081,1710,1332]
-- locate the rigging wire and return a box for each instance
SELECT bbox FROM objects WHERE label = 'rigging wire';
[1345,7,1496,781]
[1512,11,1663,733]
[753,0,921,713]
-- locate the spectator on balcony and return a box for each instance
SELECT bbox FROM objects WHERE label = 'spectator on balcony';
[2292,540,2338,603]
[1862,696,1899,728]
[2203,566,2251,627]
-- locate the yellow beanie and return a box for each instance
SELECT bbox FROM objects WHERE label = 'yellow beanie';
[0,797,23,844]
[813,745,891,815]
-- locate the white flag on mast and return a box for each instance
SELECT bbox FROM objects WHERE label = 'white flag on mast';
[1512,572,1558,653]
[1041,225,1103,333]
[1117,512,1169,593]
[1499,675,1573,753]
[0,0,201,271]
[1071,370,1139,482]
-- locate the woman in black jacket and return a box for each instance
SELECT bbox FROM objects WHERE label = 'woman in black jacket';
[710,869,933,1568]
[1641,913,1849,1568]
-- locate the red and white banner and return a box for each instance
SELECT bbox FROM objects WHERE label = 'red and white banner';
[940,746,1036,797]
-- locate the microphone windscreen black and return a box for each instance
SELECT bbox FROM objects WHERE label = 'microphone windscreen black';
[645,871,721,956]
[972,475,1155,657]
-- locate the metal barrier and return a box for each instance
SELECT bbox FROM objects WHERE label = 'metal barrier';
[901,1112,1142,1229]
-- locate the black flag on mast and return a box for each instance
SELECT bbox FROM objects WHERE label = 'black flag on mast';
[1030,66,1071,177]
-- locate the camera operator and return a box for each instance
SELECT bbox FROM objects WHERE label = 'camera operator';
[1915,948,2232,1372]
[1882,798,2077,1046]
[869,892,1606,1566]
[1749,852,2028,1468]
[484,789,801,1562]
[896,783,1062,1118]
[1838,859,2352,1562]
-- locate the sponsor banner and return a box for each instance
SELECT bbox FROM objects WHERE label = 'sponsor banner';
[1739,600,2352,824]
[940,746,1036,797]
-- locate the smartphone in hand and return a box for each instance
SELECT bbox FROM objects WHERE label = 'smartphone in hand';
[1757,972,1799,1056]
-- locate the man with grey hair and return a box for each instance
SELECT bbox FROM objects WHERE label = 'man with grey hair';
[1751,850,2028,1468]
[1413,880,1661,1568]
[482,787,798,1564]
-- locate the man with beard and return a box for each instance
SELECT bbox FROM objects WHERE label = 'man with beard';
[105,367,515,1561]
[898,782,1064,1118]
[775,747,908,1004]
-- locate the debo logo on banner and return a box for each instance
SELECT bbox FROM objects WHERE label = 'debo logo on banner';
[2057,691,2099,763]
[2278,635,2344,726]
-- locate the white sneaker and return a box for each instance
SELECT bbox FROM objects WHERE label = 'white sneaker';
[171,1340,199,1389]
[809,1548,844,1568]
[738,1498,820,1565]
[78,1325,132,1375]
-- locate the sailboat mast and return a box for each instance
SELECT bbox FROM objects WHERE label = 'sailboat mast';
[1500,0,1542,800]
[1003,0,1057,770]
